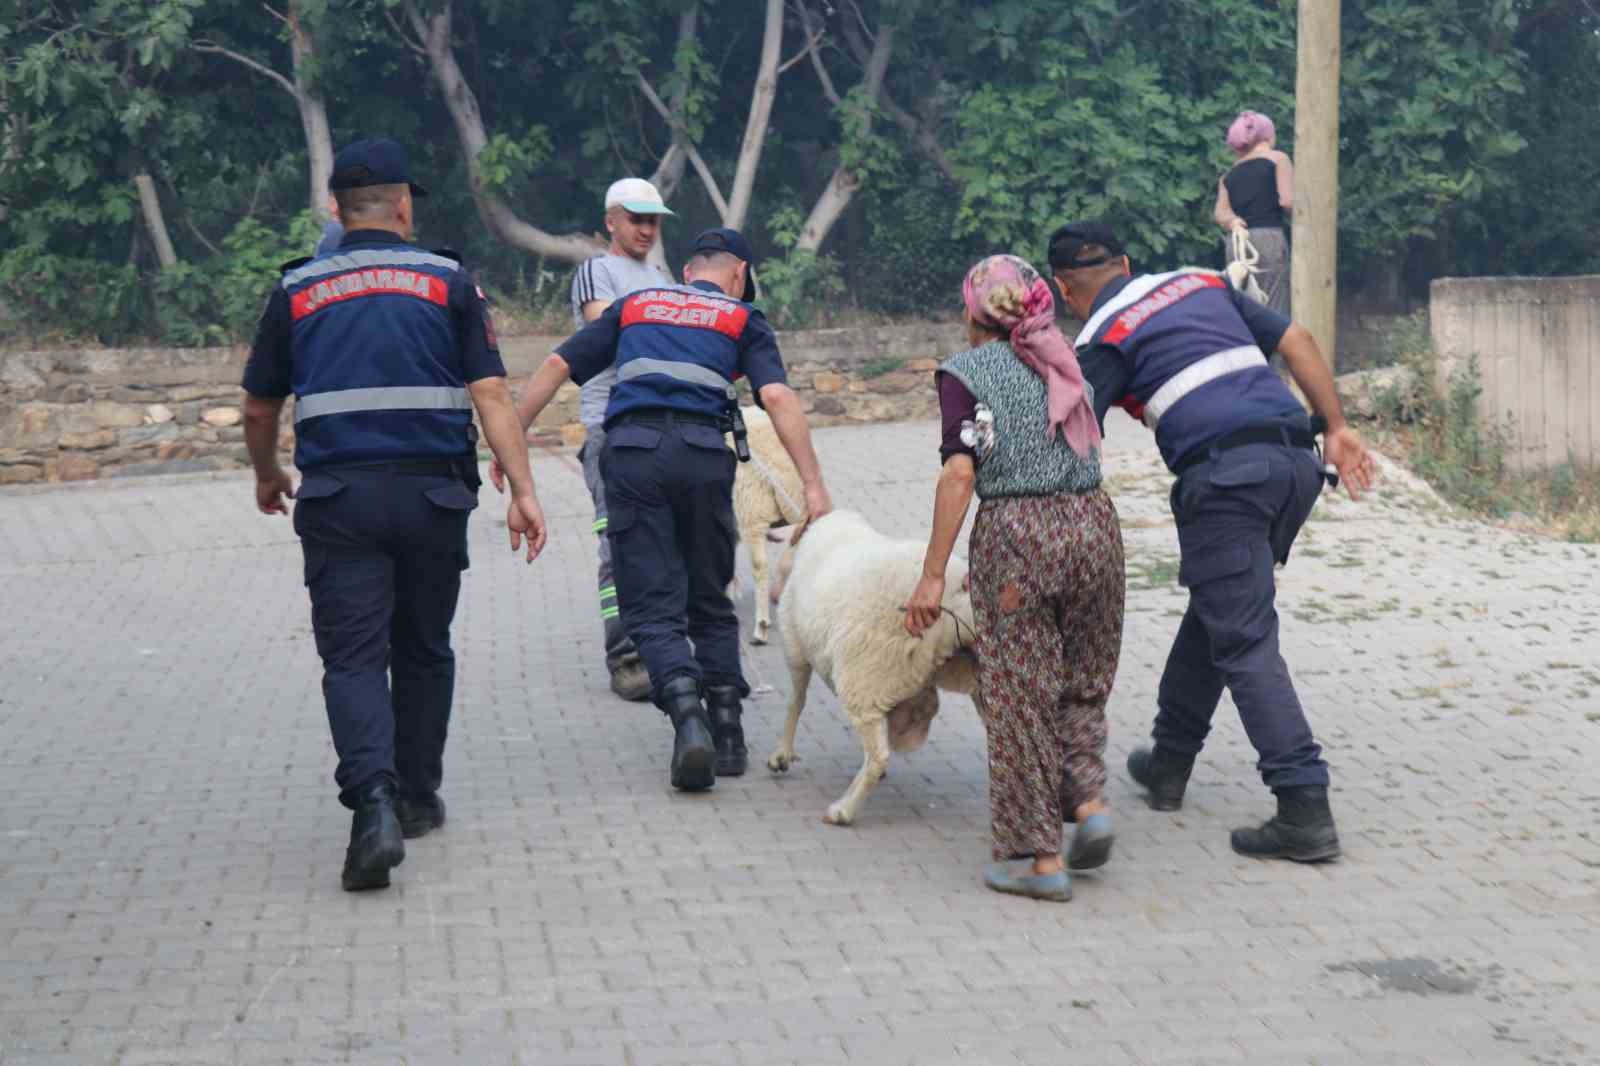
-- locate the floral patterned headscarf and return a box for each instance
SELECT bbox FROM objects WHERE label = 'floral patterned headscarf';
[961,254,1101,458]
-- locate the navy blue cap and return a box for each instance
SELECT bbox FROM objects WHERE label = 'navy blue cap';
[692,227,758,302]
[1047,220,1125,271]
[329,137,428,198]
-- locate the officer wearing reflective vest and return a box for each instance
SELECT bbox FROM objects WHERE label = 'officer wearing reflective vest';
[1049,220,1377,864]
[241,137,548,892]
[507,227,833,792]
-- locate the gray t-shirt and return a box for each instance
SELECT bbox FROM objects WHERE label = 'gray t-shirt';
[570,254,670,428]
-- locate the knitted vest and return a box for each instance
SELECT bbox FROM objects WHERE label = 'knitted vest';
[940,341,1102,500]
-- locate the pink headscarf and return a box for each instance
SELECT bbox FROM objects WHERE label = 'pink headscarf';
[961,255,1102,458]
[1226,110,1275,155]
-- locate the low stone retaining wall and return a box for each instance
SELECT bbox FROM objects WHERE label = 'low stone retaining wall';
[0,322,957,483]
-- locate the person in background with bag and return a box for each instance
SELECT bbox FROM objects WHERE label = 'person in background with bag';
[1214,110,1293,316]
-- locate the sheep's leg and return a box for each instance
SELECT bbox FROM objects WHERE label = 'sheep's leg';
[767,659,812,772]
[748,530,770,645]
[824,714,890,827]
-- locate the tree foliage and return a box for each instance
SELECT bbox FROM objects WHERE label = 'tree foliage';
[1,0,1594,344]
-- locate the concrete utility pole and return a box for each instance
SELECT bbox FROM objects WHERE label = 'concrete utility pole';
[1292,0,1340,369]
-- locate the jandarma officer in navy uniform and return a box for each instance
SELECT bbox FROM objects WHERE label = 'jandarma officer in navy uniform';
[1048,221,1378,864]
[507,228,833,792]
[241,137,548,892]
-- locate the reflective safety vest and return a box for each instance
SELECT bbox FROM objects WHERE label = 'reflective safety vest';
[280,243,474,469]
[604,283,748,425]
[1075,270,1305,470]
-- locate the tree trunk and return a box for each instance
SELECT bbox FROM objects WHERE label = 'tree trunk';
[133,173,179,269]
[724,0,783,229]
[649,2,697,204]
[412,1,602,264]
[644,3,698,275]
[794,25,895,253]
[287,1,334,222]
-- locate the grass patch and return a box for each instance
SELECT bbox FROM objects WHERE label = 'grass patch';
[1364,315,1600,542]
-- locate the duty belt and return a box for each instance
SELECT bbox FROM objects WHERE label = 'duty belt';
[612,408,726,430]
[318,454,481,488]
[1172,416,1340,489]
[610,406,752,463]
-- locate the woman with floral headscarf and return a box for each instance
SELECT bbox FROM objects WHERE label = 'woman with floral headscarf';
[1215,109,1294,315]
[905,254,1125,902]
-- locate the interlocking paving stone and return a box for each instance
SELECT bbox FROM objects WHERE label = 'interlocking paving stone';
[2,413,1598,1065]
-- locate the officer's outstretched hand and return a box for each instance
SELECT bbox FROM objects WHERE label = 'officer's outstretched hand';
[507,493,548,562]
[488,458,506,494]
[1324,425,1379,500]
[255,468,295,515]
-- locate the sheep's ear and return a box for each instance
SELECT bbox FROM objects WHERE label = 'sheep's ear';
[789,514,813,547]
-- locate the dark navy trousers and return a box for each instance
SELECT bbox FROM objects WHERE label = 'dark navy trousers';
[601,413,746,703]
[1154,442,1330,790]
[293,465,476,809]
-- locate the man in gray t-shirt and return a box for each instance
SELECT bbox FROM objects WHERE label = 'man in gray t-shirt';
[570,178,674,702]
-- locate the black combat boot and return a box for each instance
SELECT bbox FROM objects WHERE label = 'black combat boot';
[657,676,716,792]
[341,781,405,891]
[394,791,446,839]
[704,685,748,777]
[1126,746,1195,811]
[1230,786,1341,863]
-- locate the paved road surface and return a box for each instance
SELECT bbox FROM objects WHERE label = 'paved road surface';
[2,414,1598,1065]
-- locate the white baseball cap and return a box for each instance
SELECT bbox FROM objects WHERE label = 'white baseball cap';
[604,177,674,216]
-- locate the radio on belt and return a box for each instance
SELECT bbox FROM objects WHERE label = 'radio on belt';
[726,385,750,463]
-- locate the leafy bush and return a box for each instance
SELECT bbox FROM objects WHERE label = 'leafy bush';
[848,182,982,317]
[0,247,143,344]
[757,204,847,330]
[1,210,322,346]
[1406,354,1512,516]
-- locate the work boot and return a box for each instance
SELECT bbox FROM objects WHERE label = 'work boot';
[704,684,748,777]
[394,791,446,839]
[1231,785,1342,863]
[657,676,716,792]
[609,653,651,702]
[341,781,405,892]
[1126,746,1195,811]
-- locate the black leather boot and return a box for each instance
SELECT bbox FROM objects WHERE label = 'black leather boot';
[341,781,405,891]
[657,676,715,792]
[1231,786,1341,863]
[1127,746,1195,811]
[394,791,446,839]
[704,685,747,777]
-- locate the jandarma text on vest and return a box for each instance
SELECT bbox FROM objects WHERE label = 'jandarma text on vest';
[291,269,448,320]
[1104,273,1223,344]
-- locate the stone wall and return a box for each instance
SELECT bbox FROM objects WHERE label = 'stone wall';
[0,321,958,484]
[1431,276,1600,469]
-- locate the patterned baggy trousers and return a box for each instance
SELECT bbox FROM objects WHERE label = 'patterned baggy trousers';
[969,490,1127,860]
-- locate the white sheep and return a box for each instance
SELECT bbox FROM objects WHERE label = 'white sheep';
[766,510,979,826]
[727,405,807,644]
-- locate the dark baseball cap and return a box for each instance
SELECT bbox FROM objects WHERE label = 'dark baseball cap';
[329,137,428,197]
[1047,221,1125,271]
[692,227,758,302]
